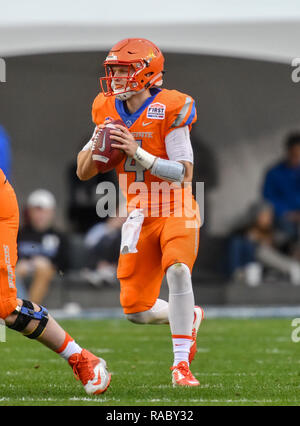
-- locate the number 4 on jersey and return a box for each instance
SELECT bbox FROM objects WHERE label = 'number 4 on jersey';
[124,140,146,182]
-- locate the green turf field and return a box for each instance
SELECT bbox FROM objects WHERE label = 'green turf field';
[0,318,299,406]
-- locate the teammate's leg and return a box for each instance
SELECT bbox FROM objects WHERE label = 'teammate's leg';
[3,298,111,395]
[4,298,75,350]
[0,175,110,395]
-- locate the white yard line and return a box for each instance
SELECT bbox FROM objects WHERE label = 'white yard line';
[0,396,297,405]
[136,398,298,404]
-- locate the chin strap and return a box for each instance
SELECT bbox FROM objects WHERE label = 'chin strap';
[112,79,147,101]
[115,87,147,101]
[115,91,135,101]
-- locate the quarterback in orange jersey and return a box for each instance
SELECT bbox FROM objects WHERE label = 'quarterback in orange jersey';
[0,168,111,395]
[77,38,204,387]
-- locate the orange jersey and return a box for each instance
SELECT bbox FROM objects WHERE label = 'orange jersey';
[0,168,19,318]
[92,88,197,216]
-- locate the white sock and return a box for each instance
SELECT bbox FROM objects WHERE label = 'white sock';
[166,263,195,366]
[56,333,82,361]
[172,337,192,366]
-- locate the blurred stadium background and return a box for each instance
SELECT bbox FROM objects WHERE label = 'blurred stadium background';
[1,0,300,314]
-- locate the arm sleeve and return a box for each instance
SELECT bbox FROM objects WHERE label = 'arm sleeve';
[165,126,194,163]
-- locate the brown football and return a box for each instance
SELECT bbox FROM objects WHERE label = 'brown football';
[92,119,126,173]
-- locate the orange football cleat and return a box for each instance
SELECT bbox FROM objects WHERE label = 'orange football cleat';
[68,349,111,395]
[189,306,204,364]
[171,361,200,387]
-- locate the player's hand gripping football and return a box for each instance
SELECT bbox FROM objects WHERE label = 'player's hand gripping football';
[110,125,139,157]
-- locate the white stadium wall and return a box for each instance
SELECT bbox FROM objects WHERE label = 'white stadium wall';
[1,0,300,232]
[1,0,300,63]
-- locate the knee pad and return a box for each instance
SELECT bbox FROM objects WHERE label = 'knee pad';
[166,263,192,295]
[7,300,49,339]
[167,262,190,278]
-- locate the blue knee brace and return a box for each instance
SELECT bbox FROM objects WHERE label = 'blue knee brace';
[7,300,49,339]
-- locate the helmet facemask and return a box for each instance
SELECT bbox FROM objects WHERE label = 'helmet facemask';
[100,60,163,100]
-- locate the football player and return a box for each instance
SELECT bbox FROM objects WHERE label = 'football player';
[77,38,204,386]
[0,167,111,395]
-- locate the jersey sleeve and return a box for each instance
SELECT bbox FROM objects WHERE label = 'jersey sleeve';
[164,91,197,136]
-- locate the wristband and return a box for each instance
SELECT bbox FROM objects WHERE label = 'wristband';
[133,146,156,169]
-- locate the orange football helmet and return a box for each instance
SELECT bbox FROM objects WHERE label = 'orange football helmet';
[100,38,165,100]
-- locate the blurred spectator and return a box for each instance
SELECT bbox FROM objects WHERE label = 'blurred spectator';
[16,189,69,304]
[262,133,300,248]
[80,215,125,286]
[67,138,118,234]
[228,201,300,286]
[0,125,11,181]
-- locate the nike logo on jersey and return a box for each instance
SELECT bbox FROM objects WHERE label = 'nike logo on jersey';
[142,121,152,127]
